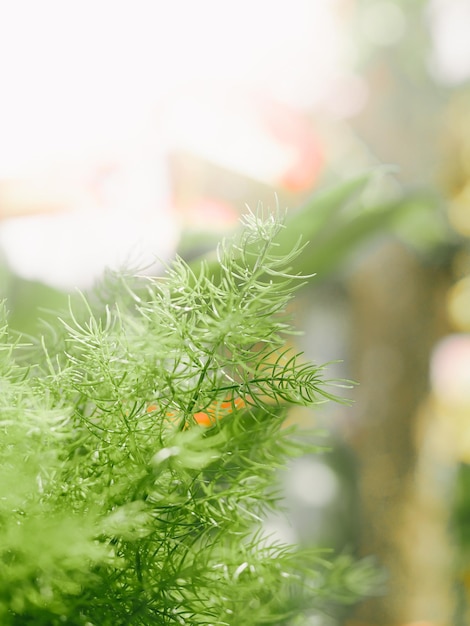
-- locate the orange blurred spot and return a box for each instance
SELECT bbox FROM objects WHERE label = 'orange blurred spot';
[193,412,215,427]
[219,397,245,411]
[146,397,245,428]
[194,396,246,426]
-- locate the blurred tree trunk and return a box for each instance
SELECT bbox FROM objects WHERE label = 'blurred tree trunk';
[347,239,450,625]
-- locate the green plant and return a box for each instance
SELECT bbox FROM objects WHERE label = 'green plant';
[0,209,377,625]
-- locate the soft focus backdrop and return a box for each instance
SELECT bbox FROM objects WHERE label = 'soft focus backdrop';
[1,1,470,625]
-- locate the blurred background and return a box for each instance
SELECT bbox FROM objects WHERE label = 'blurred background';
[1,0,470,624]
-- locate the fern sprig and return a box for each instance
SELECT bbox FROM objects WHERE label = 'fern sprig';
[0,209,378,625]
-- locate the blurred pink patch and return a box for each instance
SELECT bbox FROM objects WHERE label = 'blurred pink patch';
[259,97,324,192]
[163,87,324,192]
[430,334,470,406]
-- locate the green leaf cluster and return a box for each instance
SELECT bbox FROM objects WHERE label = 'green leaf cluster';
[0,209,377,624]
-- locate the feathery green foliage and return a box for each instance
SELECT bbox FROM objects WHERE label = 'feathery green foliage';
[0,209,377,625]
